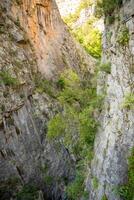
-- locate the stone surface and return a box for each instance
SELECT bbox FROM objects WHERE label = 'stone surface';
[0,1,94,199]
[87,1,134,200]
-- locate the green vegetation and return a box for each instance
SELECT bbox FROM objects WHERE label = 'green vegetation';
[47,114,66,140]
[34,73,57,97]
[99,62,111,74]
[16,184,38,200]
[96,0,122,24]
[72,19,102,58]
[0,71,19,87]
[123,93,134,110]
[118,148,134,200]
[96,0,122,16]
[63,1,102,58]
[101,194,108,200]
[117,26,129,46]
[63,0,93,26]
[66,171,86,200]
[93,177,99,189]
[44,176,53,185]
[47,69,104,199]
[0,177,21,200]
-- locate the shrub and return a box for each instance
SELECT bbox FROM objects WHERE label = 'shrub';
[123,93,134,110]
[99,62,111,73]
[101,194,108,200]
[96,0,122,16]
[16,184,38,200]
[44,176,53,185]
[0,71,19,86]
[71,19,102,58]
[66,171,85,200]
[34,74,56,97]
[118,148,134,200]
[93,177,99,189]
[47,114,66,140]
[117,26,129,46]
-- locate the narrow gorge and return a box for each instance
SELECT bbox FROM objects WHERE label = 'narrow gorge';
[0,0,134,200]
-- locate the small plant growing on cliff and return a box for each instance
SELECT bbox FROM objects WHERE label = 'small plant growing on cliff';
[117,26,129,46]
[47,114,66,140]
[118,148,134,200]
[99,62,111,74]
[0,71,19,87]
[16,184,38,200]
[101,194,108,200]
[123,93,134,110]
[66,171,86,200]
[93,177,99,189]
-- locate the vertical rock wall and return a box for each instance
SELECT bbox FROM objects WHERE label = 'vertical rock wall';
[88,0,134,200]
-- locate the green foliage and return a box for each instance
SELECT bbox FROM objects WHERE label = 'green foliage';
[34,73,56,97]
[44,176,53,185]
[99,62,111,74]
[96,0,122,24]
[56,78,65,90]
[123,93,134,110]
[96,0,122,16]
[47,69,103,159]
[47,69,103,199]
[47,113,66,140]
[63,0,93,26]
[118,148,134,200]
[72,20,102,58]
[101,194,108,200]
[0,71,19,86]
[117,26,129,46]
[16,184,38,200]
[93,177,99,189]
[66,171,86,200]
[0,177,20,200]
[63,0,102,58]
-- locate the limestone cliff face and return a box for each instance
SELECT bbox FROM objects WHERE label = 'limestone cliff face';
[2,0,94,78]
[87,0,134,199]
[0,1,94,199]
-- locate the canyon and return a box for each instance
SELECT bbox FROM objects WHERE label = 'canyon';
[0,0,134,200]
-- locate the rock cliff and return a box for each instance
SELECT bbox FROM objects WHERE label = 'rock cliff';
[0,0,94,199]
[87,0,134,199]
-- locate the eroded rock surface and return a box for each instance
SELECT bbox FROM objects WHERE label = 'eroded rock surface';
[87,1,134,199]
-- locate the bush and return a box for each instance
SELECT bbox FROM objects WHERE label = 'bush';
[47,69,103,160]
[117,26,129,46]
[0,71,19,86]
[99,62,111,74]
[66,171,85,200]
[96,0,122,16]
[118,148,134,200]
[16,184,38,200]
[47,114,66,140]
[101,194,108,200]
[34,73,56,97]
[93,177,99,189]
[123,93,134,110]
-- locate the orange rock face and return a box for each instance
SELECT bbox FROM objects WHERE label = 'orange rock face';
[5,0,94,79]
[10,0,66,77]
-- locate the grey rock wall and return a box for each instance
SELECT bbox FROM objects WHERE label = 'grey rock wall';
[88,1,134,200]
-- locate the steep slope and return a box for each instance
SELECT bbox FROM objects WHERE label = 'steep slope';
[0,1,95,199]
[87,0,134,199]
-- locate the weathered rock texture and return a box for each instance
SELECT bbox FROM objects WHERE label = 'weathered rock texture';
[4,0,94,78]
[0,0,95,199]
[87,0,134,199]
